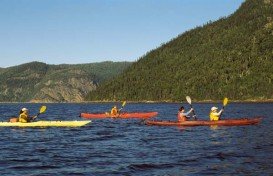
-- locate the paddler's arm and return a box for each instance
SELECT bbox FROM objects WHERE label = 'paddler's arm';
[30,115,38,122]
[181,108,194,118]
[212,109,224,117]
[218,109,224,119]
[219,109,224,116]
[186,108,194,117]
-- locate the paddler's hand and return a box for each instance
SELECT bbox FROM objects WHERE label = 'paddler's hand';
[192,115,197,120]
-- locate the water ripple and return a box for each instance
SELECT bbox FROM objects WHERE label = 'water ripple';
[0,103,272,175]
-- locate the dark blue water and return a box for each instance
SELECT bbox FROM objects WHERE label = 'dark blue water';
[0,102,272,175]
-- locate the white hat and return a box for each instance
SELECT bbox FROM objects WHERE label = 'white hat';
[211,107,218,111]
[21,108,28,111]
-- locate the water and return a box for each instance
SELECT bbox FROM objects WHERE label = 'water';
[0,102,272,175]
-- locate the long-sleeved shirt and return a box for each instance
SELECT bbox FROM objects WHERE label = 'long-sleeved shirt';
[177,110,192,122]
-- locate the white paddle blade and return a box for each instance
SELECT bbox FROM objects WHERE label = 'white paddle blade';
[186,96,192,104]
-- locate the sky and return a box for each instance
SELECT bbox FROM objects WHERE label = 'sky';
[0,0,245,68]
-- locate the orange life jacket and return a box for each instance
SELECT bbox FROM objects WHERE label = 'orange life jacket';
[177,111,187,122]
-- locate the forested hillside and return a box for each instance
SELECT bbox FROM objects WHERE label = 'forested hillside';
[0,61,131,102]
[86,0,273,102]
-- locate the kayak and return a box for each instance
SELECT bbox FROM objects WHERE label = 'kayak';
[145,117,262,126]
[80,112,158,119]
[0,120,91,127]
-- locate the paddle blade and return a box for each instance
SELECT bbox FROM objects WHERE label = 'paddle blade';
[186,96,192,105]
[122,101,126,107]
[39,106,47,114]
[223,97,228,106]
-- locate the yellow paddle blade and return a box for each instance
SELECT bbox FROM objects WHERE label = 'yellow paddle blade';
[223,97,228,106]
[39,106,47,114]
[122,101,126,107]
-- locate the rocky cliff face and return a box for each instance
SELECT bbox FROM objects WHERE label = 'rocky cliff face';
[30,76,97,103]
[0,61,131,102]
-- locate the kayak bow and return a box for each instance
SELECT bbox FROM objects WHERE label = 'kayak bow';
[145,117,262,126]
[80,112,158,119]
[0,120,91,127]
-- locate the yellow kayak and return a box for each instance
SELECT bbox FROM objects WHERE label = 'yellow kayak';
[0,120,91,127]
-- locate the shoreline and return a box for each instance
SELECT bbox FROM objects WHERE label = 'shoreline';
[0,99,273,104]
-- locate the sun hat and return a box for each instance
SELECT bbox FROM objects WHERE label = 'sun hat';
[21,108,28,111]
[211,107,218,111]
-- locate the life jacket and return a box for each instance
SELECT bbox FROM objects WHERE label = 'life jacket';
[177,111,187,122]
[210,111,219,121]
[111,108,118,116]
[18,112,29,123]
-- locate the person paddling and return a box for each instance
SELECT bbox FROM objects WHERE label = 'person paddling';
[108,102,126,117]
[177,106,194,122]
[209,107,223,121]
[18,108,37,123]
[110,106,119,116]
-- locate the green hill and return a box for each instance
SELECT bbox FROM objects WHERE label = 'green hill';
[86,0,273,102]
[0,61,131,102]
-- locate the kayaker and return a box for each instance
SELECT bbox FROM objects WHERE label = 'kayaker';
[209,106,223,121]
[178,106,194,122]
[110,106,119,116]
[18,108,37,123]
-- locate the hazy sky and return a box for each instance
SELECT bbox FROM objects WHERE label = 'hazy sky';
[0,0,244,67]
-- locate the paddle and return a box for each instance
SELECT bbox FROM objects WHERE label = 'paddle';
[186,96,197,120]
[118,101,126,114]
[32,105,47,121]
[219,97,228,119]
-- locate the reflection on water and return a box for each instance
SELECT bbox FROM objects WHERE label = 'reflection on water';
[210,125,219,130]
[0,102,272,175]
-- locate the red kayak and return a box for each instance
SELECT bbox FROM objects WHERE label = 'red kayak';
[80,112,158,119]
[145,117,262,126]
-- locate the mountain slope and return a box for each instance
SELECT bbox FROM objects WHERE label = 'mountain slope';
[86,0,273,101]
[0,61,131,102]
